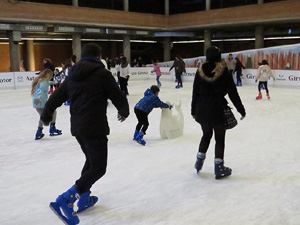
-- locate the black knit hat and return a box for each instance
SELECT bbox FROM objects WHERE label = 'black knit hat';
[206,46,221,63]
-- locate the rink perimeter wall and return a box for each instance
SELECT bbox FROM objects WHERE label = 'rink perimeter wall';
[1,67,300,89]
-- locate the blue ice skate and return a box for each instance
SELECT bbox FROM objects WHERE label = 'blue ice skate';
[35,127,44,140]
[133,130,139,140]
[215,160,232,179]
[175,85,180,89]
[77,191,98,213]
[135,131,146,146]
[49,123,62,136]
[49,186,80,225]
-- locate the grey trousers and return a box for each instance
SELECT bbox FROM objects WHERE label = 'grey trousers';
[36,108,57,128]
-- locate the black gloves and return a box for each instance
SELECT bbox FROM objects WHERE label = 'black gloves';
[117,113,126,122]
[169,104,173,110]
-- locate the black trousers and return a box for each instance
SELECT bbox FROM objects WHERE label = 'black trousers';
[236,71,242,83]
[198,124,226,159]
[134,108,149,134]
[75,135,108,194]
[120,77,128,96]
[258,81,269,94]
[175,72,182,85]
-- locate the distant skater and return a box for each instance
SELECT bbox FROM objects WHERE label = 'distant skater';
[170,55,186,88]
[255,60,276,100]
[151,60,162,87]
[233,57,245,86]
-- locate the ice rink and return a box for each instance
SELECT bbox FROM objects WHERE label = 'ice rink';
[1,78,300,225]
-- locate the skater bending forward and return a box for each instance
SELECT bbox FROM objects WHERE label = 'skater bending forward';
[41,43,129,225]
[134,85,172,145]
[31,68,62,140]
[255,60,275,100]
[191,46,246,179]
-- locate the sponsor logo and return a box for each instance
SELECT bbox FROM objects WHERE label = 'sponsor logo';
[0,24,10,30]
[161,72,171,76]
[86,28,101,33]
[0,78,12,83]
[25,26,44,31]
[136,31,148,35]
[58,27,75,32]
[17,76,24,82]
[289,75,300,81]
[277,74,286,81]
[184,72,195,76]
[246,73,256,79]
[26,76,35,81]
[138,71,148,75]
[114,30,127,34]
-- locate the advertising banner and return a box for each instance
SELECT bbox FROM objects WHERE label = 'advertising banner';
[156,43,300,71]
[1,69,300,90]
[0,73,14,88]
[14,72,38,87]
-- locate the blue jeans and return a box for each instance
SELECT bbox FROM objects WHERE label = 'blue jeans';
[156,76,161,86]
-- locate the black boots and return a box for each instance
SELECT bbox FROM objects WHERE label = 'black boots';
[214,159,232,179]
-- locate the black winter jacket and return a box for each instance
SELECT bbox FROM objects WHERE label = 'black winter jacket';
[170,59,186,74]
[41,57,129,138]
[191,60,246,127]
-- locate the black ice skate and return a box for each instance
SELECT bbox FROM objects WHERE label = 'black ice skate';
[214,161,232,179]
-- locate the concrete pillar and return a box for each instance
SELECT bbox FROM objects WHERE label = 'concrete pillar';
[8,31,21,72]
[72,33,81,61]
[258,0,264,4]
[72,0,78,7]
[206,0,211,10]
[204,29,212,56]
[255,26,264,49]
[123,35,131,63]
[165,0,169,16]
[163,37,171,62]
[124,0,129,12]
[26,40,35,71]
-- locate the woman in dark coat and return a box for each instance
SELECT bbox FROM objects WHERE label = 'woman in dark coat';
[233,57,245,86]
[191,46,246,179]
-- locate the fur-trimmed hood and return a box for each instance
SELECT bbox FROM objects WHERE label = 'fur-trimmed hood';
[198,59,227,82]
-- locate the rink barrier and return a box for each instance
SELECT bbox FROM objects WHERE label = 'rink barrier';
[1,68,300,89]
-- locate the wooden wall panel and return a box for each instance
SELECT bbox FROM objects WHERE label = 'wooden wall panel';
[0,1,167,30]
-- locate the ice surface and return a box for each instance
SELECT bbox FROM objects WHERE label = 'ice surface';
[1,79,300,225]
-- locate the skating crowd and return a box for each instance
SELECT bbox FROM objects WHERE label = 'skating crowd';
[31,43,275,225]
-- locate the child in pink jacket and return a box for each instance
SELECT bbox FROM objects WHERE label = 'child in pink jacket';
[152,60,162,87]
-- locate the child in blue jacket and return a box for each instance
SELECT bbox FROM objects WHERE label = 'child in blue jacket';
[31,68,62,140]
[134,85,171,145]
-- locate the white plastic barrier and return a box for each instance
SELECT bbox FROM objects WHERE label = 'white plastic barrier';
[0,71,38,89]
[1,68,300,89]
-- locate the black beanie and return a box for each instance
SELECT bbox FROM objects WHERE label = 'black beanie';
[206,46,221,63]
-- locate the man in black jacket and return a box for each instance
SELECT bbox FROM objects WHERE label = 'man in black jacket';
[42,43,129,225]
